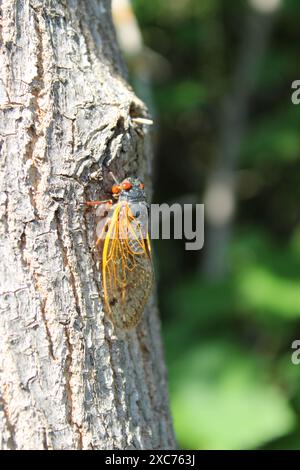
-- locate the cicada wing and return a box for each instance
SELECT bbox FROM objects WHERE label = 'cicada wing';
[102,202,153,329]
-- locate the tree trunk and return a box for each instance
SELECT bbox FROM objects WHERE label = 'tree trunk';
[0,0,175,450]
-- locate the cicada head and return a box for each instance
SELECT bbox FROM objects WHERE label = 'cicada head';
[112,177,147,204]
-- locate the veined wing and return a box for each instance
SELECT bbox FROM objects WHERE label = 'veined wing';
[101,202,153,329]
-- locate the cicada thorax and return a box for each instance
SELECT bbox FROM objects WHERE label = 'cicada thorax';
[95,177,153,330]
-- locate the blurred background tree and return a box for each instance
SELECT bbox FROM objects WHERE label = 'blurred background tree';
[113,0,300,449]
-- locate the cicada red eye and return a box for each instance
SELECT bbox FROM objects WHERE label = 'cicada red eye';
[122,181,133,191]
[139,183,145,189]
[112,184,121,194]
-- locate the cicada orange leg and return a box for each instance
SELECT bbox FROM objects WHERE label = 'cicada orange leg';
[81,199,113,207]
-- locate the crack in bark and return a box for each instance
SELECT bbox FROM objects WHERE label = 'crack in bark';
[78,15,93,74]
[41,426,48,449]
[24,125,41,218]
[84,123,109,149]
[39,297,55,360]
[23,7,45,218]
[0,5,3,46]
[105,116,126,163]
[19,230,55,360]
[78,0,125,78]
[64,327,83,449]
[0,190,9,235]
[71,117,75,156]
[31,7,45,103]
[105,333,128,447]
[0,394,16,449]
[127,336,154,447]
[55,209,81,316]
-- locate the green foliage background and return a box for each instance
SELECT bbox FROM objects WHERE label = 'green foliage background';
[130,0,300,449]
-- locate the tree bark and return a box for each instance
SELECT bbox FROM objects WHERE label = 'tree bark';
[0,0,175,450]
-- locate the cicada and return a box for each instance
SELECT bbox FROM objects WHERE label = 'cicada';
[85,175,153,329]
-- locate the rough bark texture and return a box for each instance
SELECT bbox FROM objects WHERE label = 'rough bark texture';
[0,0,175,450]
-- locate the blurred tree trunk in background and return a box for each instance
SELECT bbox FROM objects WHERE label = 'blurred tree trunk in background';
[112,0,152,107]
[0,0,175,449]
[202,6,276,280]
